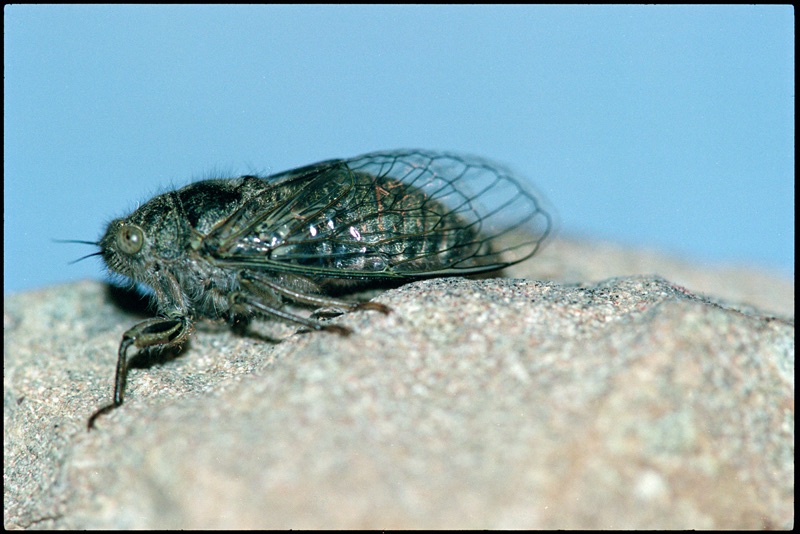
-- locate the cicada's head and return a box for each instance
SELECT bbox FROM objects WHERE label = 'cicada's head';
[100,193,187,284]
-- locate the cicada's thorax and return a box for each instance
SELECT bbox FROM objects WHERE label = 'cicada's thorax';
[156,177,268,318]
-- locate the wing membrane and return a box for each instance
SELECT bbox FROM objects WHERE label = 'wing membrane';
[205,150,553,279]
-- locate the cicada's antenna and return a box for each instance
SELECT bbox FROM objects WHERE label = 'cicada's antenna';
[53,239,103,264]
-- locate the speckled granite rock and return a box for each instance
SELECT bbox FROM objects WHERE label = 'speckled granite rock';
[4,238,794,529]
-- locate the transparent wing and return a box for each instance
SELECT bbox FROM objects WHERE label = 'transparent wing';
[205,149,553,279]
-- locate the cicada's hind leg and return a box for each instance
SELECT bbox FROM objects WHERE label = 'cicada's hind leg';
[234,271,390,335]
[247,271,391,315]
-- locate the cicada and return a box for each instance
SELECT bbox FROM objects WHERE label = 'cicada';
[84,149,553,428]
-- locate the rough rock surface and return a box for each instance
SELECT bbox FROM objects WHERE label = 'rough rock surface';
[4,237,794,529]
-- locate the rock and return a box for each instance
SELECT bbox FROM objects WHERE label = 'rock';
[3,238,793,529]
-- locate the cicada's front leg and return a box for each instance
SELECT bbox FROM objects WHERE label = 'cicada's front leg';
[88,315,193,430]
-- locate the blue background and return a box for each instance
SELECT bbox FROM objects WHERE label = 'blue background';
[4,5,794,293]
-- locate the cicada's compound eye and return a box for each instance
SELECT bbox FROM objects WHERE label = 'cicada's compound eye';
[116,223,145,255]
